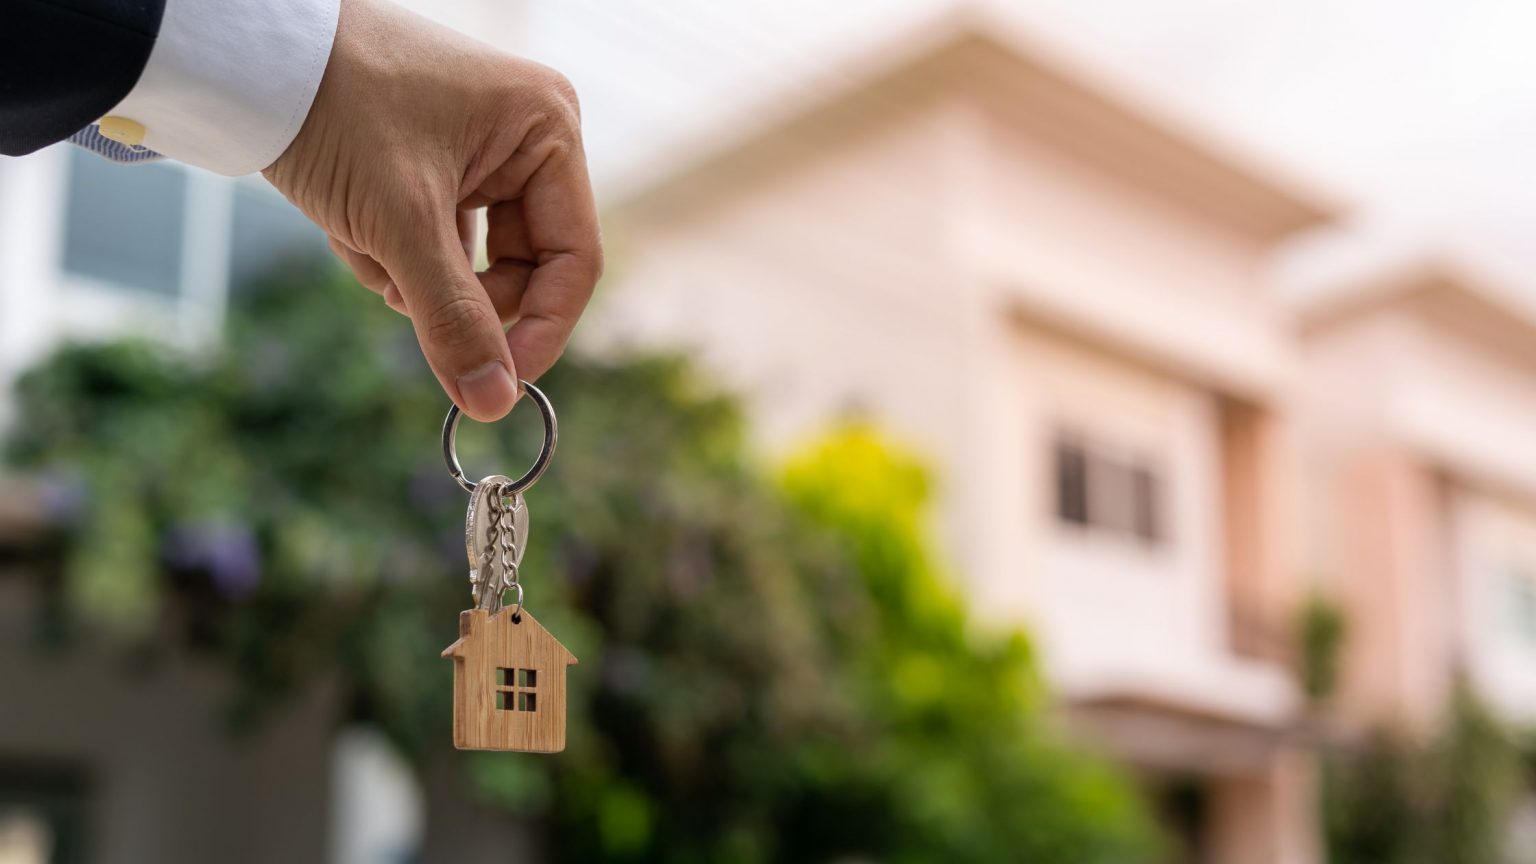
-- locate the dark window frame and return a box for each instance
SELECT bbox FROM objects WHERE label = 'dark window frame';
[1051,432,1166,547]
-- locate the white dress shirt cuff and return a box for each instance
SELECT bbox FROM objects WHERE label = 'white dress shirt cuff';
[104,0,341,176]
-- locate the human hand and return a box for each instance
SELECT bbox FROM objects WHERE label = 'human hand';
[263,0,602,421]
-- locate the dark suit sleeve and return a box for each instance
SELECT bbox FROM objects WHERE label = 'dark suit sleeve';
[0,0,167,156]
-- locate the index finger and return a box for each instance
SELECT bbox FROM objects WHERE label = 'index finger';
[503,141,602,382]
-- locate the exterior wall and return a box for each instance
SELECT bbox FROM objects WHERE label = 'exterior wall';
[999,325,1295,720]
[1447,489,1536,724]
[1300,315,1450,729]
[1303,303,1536,729]
[592,96,972,551]
[1206,747,1321,864]
[0,579,337,864]
[1338,446,1453,730]
[0,151,73,426]
[1221,402,1299,663]
[962,107,1292,402]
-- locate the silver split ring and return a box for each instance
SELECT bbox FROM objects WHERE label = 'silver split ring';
[442,380,558,495]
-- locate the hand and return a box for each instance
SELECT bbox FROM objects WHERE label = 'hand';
[263,0,602,421]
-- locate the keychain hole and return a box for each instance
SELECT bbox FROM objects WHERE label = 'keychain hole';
[511,612,523,624]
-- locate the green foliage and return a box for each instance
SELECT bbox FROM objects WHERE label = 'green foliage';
[1324,728,1432,864]
[1437,689,1524,864]
[7,262,1155,862]
[779,426,1158,864]
[1325,686,1523,864]
[1298,591,1347,707]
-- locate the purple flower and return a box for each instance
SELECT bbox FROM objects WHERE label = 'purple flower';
[36,471,87,526]
[164,520,262,597]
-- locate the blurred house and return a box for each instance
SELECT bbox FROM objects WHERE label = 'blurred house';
[595,8,1338,863]
[1297,254,1536,732]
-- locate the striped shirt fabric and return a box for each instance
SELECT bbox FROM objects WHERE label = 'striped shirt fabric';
[66,123,165,165]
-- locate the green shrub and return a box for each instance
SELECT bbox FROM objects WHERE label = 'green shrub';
[1325,686,1523,864]
[1298,592,1347,707]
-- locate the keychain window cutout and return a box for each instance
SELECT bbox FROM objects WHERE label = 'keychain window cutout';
[495,667,539,712]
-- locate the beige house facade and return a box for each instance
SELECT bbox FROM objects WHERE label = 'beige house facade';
[1298,255,1536,733]
[595,9,1342,863]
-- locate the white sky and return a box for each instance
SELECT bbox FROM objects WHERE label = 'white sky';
[510,0,1536,273]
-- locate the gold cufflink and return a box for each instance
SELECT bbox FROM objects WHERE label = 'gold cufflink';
[99,116,147,147]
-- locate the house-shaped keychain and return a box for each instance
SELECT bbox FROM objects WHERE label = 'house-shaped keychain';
[441,608,578,752]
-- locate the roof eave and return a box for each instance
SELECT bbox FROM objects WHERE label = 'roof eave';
[607,6,1340,243]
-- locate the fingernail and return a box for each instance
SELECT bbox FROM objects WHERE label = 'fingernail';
[457,360,518,420]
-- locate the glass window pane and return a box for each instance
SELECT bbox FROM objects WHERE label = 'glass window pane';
[1055,439,1089,526]
[62,148,186,296]
[1511,571,1536,645]
[228,184,329,291]
[1088,456,1135,535]
[1131,465,1161,543]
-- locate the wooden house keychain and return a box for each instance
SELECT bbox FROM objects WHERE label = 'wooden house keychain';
[439,381,577,753]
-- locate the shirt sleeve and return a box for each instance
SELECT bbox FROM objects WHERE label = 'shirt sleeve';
[0,0,166,157]
[102,0,342,176]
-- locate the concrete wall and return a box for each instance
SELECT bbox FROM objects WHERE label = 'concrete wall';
[1302,297,1536,729]
[0,578,337,864]
[1448,490,1536,724]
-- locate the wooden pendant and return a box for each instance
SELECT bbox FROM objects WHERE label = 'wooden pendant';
[441,607,577,753]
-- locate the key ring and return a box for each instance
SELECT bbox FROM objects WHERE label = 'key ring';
[442,379,558,495]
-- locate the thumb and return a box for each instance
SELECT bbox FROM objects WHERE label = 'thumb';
[379,213,519,421]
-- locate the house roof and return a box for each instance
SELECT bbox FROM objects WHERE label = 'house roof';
[1297,250,1536,371]
[441,607,578,664]
[608,4,1339,244]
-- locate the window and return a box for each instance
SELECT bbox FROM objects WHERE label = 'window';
[495,667,538,712]
[61,147,187,296]
[1511,570,1536,646]
[227,184,329,292]
[1055,440,1089,526]
[1129,465,1161,542]
[0,760,92,864]
[59,151,329,324]
[1052,434,1164,544]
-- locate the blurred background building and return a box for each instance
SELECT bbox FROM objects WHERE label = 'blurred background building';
[1,1,1534,863]
[597,12,1329,861]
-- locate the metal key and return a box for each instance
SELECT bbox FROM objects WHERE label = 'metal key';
[464,474,528,611]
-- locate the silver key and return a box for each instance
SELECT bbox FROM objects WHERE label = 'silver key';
[464,474,529,611]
